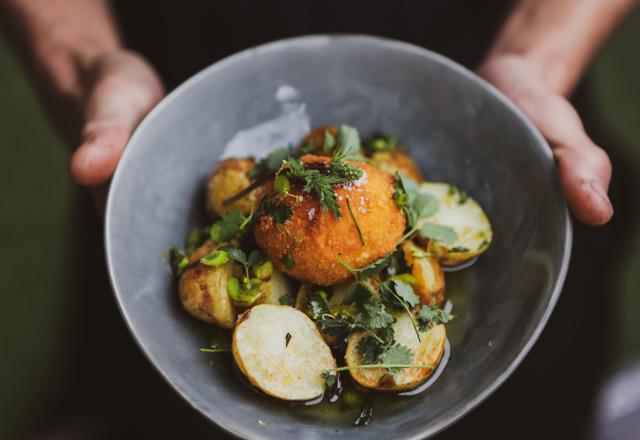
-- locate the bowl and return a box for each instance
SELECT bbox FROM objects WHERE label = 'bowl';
[105,35,571,439]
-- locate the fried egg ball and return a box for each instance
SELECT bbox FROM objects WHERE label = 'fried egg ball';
[254,155,406,286]
[206,158,262,218]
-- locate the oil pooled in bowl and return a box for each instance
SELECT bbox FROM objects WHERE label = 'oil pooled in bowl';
[202,268,472,428]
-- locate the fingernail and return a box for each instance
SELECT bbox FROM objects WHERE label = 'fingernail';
[587,180,613,216]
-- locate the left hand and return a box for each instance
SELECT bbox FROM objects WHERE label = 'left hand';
[478,54,613,226]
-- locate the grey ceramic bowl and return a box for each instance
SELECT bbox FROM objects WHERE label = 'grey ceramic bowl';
[105,35,571,439]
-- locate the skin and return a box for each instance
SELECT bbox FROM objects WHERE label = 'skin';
[2,0,638,224]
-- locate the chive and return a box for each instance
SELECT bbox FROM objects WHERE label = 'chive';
[346,197,365,247]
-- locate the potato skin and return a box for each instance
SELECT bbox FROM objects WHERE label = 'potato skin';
[178,262,236,329]
[298,126,338,154]
[257,269,296,305]
[402,242,445,305]
[207,158,262,218]
[371,150,425,182]
[254,155,406,286]
[345,316,446,391]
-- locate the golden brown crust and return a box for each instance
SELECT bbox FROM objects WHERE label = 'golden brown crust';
[254,156,406,286]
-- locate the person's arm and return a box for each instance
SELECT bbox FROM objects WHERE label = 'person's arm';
[479,0,638,225]
[1,0,164,186]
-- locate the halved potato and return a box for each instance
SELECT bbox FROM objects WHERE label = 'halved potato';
[402,242,445,305]
[371,150,424,182]
[418,182,492,265]
[232,305,336,400]
[257,269,296,305]
[345,314,446,391]
[178,262,236,329]
[206,158,262,218]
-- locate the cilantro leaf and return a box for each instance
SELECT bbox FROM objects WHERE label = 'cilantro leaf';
[322,130,336,153]
[417,305,453,331]
[317,313,354,337]
[321,371,337,390]
[247,249,267,267]
[342,283,372,305]
[225,247,248,266]
[278,294,294,306]
[355,301,395,330]
[419,223,458,244]
[414,193,439,218]
[213,209,251,242]
[358,254,393,279]
[381,344,413,373]
[248,147,291,179]
[391,280,421,309]
[333,125,361,161]
[356,335,385,364]
[270,202,292,224]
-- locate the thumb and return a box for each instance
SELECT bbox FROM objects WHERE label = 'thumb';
[519,89,613,225]
[69,52,164,186]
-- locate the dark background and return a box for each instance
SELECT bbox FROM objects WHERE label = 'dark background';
[1,11,639,440]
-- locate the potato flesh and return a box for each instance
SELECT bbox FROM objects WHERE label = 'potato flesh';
[232,305,336,401]
[418,182,492,265]
[257,270,296,305]
[178,262,236,329]
[345,315,446,391]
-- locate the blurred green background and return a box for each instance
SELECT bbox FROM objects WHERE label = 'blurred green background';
[1,12,639,440]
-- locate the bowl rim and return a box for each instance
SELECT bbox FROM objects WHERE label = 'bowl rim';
[105,33,572,440]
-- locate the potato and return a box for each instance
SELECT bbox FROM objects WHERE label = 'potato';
[206,158,262,218]
[298,125,338,154]
[371,150,425,182]
[257,269,296,305]
[418,182,492,266]
[402,242,445,305]
[178,261,236,329]
[255,155,406,286]
[232,304,336,401]
[345,315,446,391]
[294,283,312,311]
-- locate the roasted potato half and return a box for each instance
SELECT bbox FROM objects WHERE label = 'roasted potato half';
[418,182,492,266]
[402,242,445,305]
[345,314,446,391]
[257,268,296,306]
[207,158,262,218]
[232,304,336,401]
[371,150,425,182]
[178,261,236,329]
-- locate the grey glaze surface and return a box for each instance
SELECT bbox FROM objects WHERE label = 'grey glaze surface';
[105,35,572,440]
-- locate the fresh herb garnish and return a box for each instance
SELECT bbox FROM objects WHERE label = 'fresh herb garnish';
[337,253,393,282]
[278,294,295,306]
[417,305,454,331]
[247,147,292,180]
[282,253,295,270]
[393,172,439,230]
[354,300,395,330]
[367,134,399,153]
[346,197,365,246]
[379,280,422,342]
[419,223,458,244]
[285,332,292,347]
[169,247,190,276]
[185,227,210,253]
[380,344,414,372]
[306,290,330,320]
[210,209,253,242]
[448,185,469,204]
[322,130,336,153]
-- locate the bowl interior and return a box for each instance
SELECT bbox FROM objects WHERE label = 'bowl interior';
[106,35,570,440]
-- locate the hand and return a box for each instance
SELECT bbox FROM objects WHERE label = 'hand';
[478,55,613,226]
[69,50,164,186]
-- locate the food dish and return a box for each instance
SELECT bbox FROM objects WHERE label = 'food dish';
[105,35,571,439]
[171,125,493,408]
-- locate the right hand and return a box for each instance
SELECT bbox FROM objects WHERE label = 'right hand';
[69,50,164,186]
